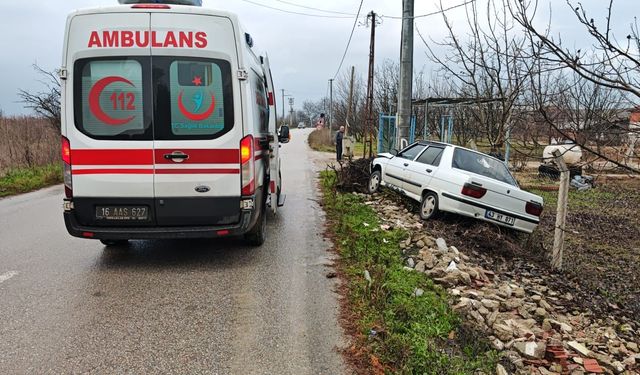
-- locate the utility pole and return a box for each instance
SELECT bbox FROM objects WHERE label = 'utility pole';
[281,89,291,126]
[281,89,286,124]
[396,0,414,150]
[345,66,356,159]
[288,97,294,128]
[364,11,377,158]
[328,78,334,143]
[346,66,355,136]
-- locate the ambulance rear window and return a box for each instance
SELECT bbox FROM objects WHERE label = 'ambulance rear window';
[74,58,152,140]
[153,57,234,140]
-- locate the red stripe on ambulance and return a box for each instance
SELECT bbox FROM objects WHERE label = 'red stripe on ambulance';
[72,149,153,165]
[71,149,240,165]
[154,149,239,164]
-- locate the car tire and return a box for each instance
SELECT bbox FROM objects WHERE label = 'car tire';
[100,239,128,247]
[368,170,381,194]
[419,192,439,220]
[245,200,267,247]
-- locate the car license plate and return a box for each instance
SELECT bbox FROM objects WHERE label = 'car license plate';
[96,206,148,221]
[485,210,515,226]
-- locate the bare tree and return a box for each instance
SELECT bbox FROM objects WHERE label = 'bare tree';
[511,0,640,100]
[17,64,61,131]
[509,0,640,173]
[333,70,367,139]
[423,0,538,150]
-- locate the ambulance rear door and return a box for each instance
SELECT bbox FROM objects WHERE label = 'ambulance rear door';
[66,12,155,227]
[150,12,243,226]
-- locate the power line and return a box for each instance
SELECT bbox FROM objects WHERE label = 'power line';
[272,0,356,16]
[381,0,474,20]
[237,0,353,18]
[332,0,365,80]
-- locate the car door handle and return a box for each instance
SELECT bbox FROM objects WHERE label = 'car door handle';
[164,151,189,162]
[426,169,433,173]
[403,163,409,167]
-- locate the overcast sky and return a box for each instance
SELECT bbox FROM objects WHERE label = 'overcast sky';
[0,0,636,116]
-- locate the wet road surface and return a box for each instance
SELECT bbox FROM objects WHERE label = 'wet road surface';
[0,128,345,374]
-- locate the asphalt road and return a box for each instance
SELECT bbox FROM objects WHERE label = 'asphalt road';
[0,128,345,374]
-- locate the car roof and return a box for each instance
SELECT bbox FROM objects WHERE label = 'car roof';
[416,140,448,147]
[413,140,504,163]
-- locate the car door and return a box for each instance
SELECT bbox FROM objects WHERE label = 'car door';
[383,144,425,191]
[150,13,243,226]
[66,12,155,227]
[403,145,445,196]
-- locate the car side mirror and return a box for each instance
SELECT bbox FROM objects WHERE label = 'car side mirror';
[390,149,398,156]
[278,125,290,144]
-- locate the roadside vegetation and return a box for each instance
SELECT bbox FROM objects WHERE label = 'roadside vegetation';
[0,115,61,197]
[320,170,496,374]
[0,163,62,197]
[308,128,334,153]
[308,128,377,157]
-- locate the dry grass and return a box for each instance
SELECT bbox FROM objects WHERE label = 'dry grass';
[0,116,59,176]
[308,128,335,153]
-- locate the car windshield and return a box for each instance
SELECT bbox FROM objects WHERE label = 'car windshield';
[452,148,517,186]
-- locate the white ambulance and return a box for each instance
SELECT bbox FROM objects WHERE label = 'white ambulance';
[60,0,289,246]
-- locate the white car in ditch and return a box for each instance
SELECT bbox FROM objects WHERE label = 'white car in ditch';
[368,141,543,233]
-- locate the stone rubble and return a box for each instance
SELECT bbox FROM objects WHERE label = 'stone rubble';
[359,193,640,375]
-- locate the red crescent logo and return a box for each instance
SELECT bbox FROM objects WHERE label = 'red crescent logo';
[88,76,136,126]
[178,91,216,121]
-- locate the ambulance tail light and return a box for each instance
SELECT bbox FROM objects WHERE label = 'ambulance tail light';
[62,136,73,198]
[240,135,255,196]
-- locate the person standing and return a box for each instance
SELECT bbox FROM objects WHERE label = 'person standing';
[335,126,345,161]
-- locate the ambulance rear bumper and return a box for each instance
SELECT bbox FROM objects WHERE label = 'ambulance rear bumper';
[63,209,256,240]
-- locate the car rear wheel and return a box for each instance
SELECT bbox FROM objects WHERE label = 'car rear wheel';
[419,192,439,220]
[368,170,381,194]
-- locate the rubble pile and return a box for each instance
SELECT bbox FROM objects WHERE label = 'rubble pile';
[358,193,640,375]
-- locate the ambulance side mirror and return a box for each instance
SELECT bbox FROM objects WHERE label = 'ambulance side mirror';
[278,126,290,144]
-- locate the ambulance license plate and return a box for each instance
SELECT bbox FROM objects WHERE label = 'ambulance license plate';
[96,206,148,221]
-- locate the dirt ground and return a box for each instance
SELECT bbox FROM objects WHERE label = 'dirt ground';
[403,177,640,330]
[335,158,640,333]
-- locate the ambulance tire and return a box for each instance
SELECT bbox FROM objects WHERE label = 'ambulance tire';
[100,239,128,247]
[245,200,267,247]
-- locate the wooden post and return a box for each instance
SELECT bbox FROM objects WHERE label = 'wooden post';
[551,149,570,270]
[344,66,355,159]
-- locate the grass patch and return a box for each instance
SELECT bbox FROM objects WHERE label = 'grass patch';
[0,164,63,197]
[309,128,334,153]
[320,171,496,374]
[529,184,617,212]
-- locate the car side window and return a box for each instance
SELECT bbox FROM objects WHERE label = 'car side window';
[397,144,426,160]
[416,146,444,166]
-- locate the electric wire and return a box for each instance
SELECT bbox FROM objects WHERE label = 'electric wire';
[237,0,354,18]
[237,0,474,20]
[381,0,475,20]
[272,0,356,16]
[332,0,365,80]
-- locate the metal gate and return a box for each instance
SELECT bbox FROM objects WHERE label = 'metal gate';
[377,114,418,153]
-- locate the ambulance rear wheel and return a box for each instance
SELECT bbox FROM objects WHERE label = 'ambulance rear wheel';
[100,239,128,247]
[245,202,267,246]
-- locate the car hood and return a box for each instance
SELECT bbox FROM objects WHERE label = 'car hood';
[376,152,395,159]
